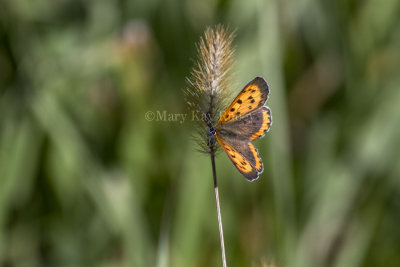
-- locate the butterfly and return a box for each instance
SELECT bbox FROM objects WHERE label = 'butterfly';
[215,77,272,181]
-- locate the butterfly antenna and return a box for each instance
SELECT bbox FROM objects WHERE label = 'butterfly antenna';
[198,105,213,126]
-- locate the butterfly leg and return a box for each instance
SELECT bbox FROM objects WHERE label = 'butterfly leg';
[198,105,217,148]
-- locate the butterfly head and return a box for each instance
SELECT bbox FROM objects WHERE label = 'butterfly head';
[209,127,216,135]
[207,126,217,147]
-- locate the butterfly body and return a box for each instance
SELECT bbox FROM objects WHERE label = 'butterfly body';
[215,77,271,181]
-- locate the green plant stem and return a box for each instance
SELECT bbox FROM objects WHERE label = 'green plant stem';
[211,152,227,267]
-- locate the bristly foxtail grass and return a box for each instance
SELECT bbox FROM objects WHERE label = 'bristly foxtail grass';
[185,25,235,154]
[184,25,235,267]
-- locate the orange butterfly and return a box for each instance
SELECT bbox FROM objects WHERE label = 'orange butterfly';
[215,77,272,181]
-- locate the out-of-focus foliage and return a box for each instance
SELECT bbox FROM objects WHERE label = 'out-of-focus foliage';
[1,0,400,266]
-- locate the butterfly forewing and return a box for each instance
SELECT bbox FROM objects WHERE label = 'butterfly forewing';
[218,77,269,125]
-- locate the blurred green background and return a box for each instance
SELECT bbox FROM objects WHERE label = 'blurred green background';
[1,0,400,266]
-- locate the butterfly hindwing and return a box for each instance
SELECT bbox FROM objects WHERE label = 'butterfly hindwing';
[216,135,263,181]
[217,106,272,141]
[247,142,263,172]
[249,107,272,140]
[218,77,269,124]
